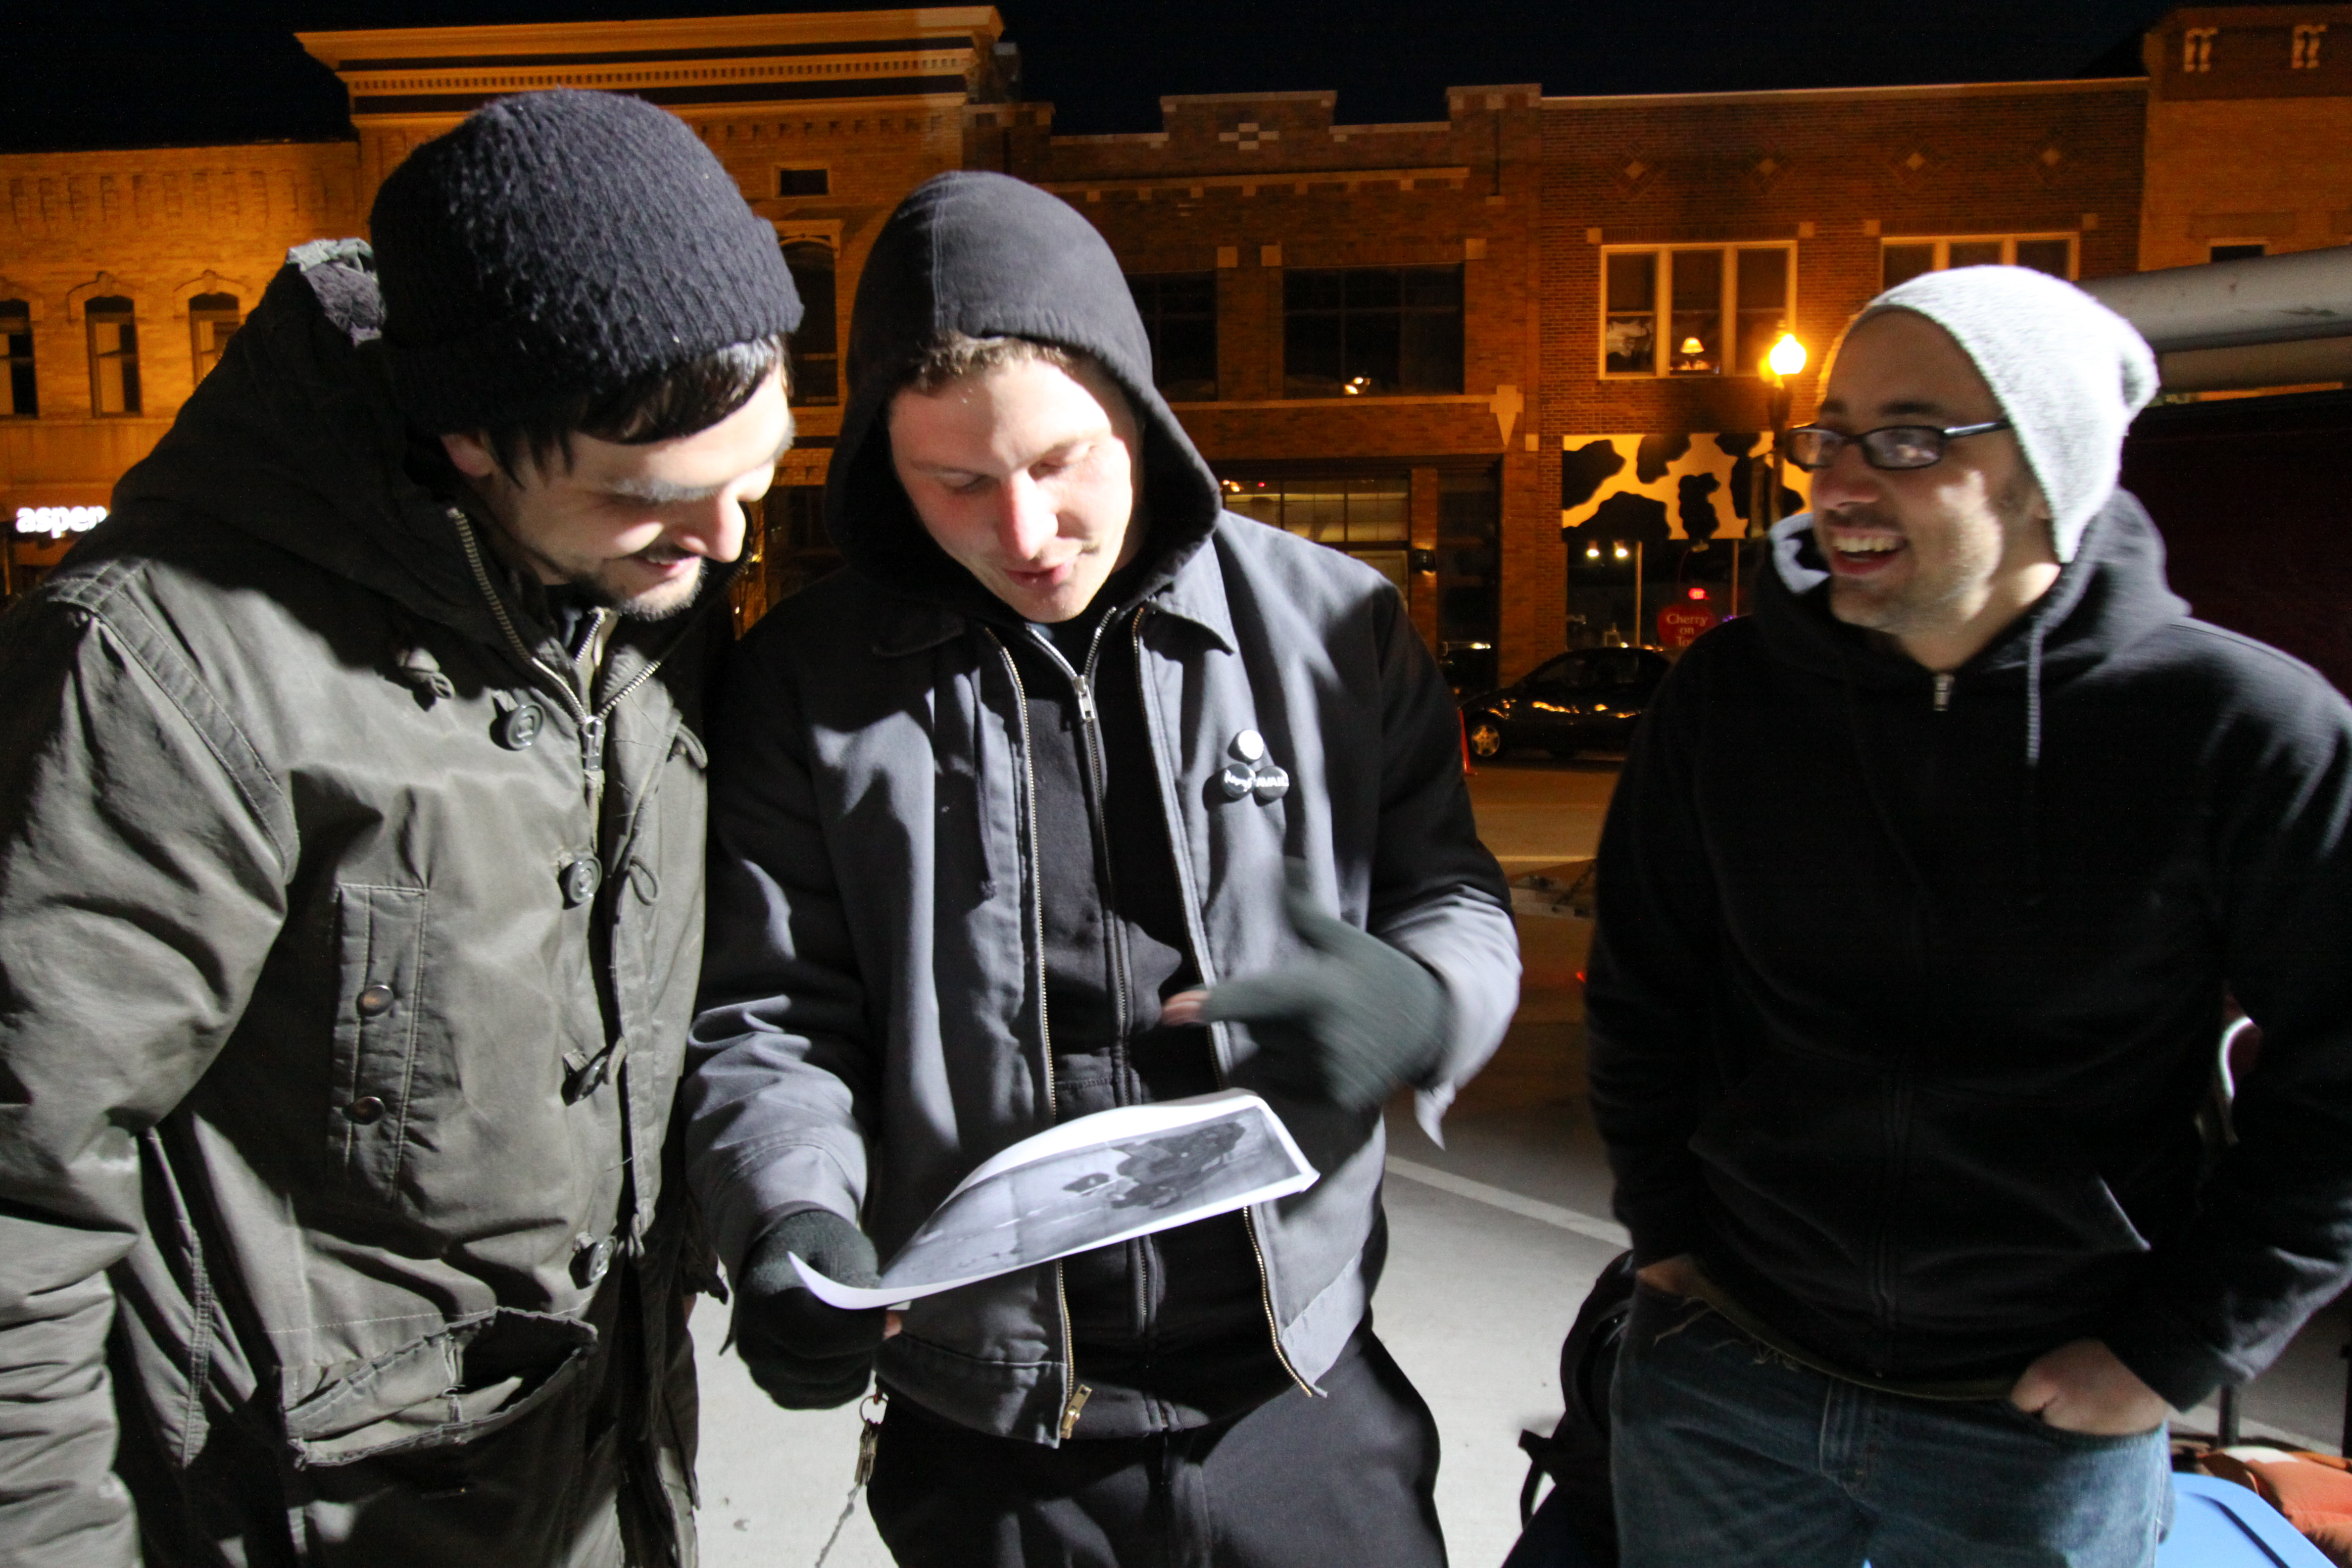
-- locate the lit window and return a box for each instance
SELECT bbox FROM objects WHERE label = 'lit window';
[1283,266,1463,397]
[780,242,837,405]
[188,292,240,384]
[0,301,34,418]
[778,168,831,197]
[1220,475,1412,593]
[1127,273,1217,402]
[1880,236,2074,291]
[1601,246,1793,377]
[2295,24,2327,68]
[85,295,140,416]
[2185,26,2217,71]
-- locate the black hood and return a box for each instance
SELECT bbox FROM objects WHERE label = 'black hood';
[1757,490,2189,722]
[824,171,1225,616]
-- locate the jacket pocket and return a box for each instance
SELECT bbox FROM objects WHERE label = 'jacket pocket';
[279,1308,598,1469]
[328,883,430,1199]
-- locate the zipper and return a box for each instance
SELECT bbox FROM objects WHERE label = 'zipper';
[450,509,673,815]
[1126,608,1311,1397]
[985,630,1092,1439]
[1931,672,1955,712]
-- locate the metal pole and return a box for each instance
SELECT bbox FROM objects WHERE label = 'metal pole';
[1728,537,1740,618]
[1633,539,1644,648]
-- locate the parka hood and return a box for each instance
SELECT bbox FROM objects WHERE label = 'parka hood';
[825,171,1225,616]
[104,241,502,643]
[100,239,735,653]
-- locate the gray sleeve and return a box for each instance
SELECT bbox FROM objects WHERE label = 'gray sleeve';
[0,601,289,1567]
[1361,588,1520,1132]
[680,651,874,1278]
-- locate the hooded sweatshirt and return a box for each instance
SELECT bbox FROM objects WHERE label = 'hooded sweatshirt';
[1587,492,2352,1409]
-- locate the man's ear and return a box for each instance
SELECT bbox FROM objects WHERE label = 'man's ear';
[441,431,499,481]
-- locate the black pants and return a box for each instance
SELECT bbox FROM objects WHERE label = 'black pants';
[867,1327,1447,1568]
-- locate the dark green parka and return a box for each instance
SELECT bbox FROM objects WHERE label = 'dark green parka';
[0,243,723,1566]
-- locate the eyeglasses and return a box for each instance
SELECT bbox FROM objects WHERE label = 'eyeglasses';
[1780,420,2012,472]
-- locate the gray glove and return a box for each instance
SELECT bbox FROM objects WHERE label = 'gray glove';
[1192,862,1450,1113]
[733,1208,887,1410]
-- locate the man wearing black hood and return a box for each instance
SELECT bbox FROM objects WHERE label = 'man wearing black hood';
[1589,265,2352,1565]
[686,171,1519,1564]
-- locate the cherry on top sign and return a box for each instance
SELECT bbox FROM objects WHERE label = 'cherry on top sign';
[1657,587,1720,650]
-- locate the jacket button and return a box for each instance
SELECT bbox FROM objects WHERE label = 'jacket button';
[561,856,603,907]
[356,983,396,1017]
[500,701,544,750]
[345,1095,386,1125]
[572,1233,616,1288]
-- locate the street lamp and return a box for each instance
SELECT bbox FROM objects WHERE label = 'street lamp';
[1765,331,1807,533]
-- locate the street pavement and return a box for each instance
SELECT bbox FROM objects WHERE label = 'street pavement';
[691,752,2350,1568]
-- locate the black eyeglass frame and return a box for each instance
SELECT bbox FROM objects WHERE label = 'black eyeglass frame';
[1779,419,2013,472]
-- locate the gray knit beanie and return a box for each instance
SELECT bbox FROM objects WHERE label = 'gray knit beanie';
[370,89,802,434]
[1854,265,2158,562]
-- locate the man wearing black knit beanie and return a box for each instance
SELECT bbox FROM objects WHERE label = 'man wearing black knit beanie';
[0,89,797,1567]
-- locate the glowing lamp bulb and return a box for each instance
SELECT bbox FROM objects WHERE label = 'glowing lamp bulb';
[1585,545,1601,560]
[1679,337,1705,356]
[1767,332,1808,378]
[1613,543,1630,561]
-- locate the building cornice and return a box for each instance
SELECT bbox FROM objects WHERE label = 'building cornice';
[1539,76,2149,111]
[298,10,1002,120]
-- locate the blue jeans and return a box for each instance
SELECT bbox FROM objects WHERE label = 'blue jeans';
[1611,1284,2172,1568]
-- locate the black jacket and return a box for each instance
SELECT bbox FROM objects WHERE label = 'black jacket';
[683,171,1519,1443]
[1587,493,2352,1410]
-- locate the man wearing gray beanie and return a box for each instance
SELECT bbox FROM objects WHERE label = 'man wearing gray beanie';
[1588,265,2352,1566]
[0,89,798,1566]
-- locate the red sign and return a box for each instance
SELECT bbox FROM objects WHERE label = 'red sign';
[1657,605,1719,649]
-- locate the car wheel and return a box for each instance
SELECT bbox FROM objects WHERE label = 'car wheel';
[1466,715,1507,760]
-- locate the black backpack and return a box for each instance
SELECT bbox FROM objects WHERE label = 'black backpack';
[1516,1250,1639,1568]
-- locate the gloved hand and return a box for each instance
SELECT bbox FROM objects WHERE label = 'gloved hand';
[1168,862,1450,1114]
[732,1208,889,1409]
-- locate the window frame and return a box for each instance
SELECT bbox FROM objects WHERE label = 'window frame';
[188,292,241,386]
[1597,243,1798,380]
[776,166,832,198]
[1127,270,1220,403]
[1878,234,2078,292]
[779,240,838,406]
[0,301,35,419]
[1280,263,1466,399]
[84,296,141,418]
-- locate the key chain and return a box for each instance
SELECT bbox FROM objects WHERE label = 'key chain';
[812,1391,887,1567]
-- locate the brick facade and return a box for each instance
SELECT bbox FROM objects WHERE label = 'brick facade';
[2140,4,2352,269]
[3,5,2339,672]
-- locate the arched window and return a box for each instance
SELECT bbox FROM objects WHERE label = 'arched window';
[189,292,240,384]
[0,301,33,418]
[782,242,837,404]
[85,295,139,416]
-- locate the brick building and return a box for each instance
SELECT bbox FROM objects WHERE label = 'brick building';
[2139,3,2352,270]
[0,7,1011,605]
[0,4,2338,681]
[996,74,2144,679]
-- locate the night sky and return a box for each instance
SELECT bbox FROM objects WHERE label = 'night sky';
[3,0,2259,152]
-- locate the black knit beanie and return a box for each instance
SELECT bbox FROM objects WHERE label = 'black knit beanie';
[370,89,803,434]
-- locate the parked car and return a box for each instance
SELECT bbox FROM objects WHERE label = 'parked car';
[1459,646,1672,760]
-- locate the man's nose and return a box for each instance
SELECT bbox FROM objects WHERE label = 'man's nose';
[995,473,1058,560]
[672,495,747,562]
[1805,440,1880,511]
